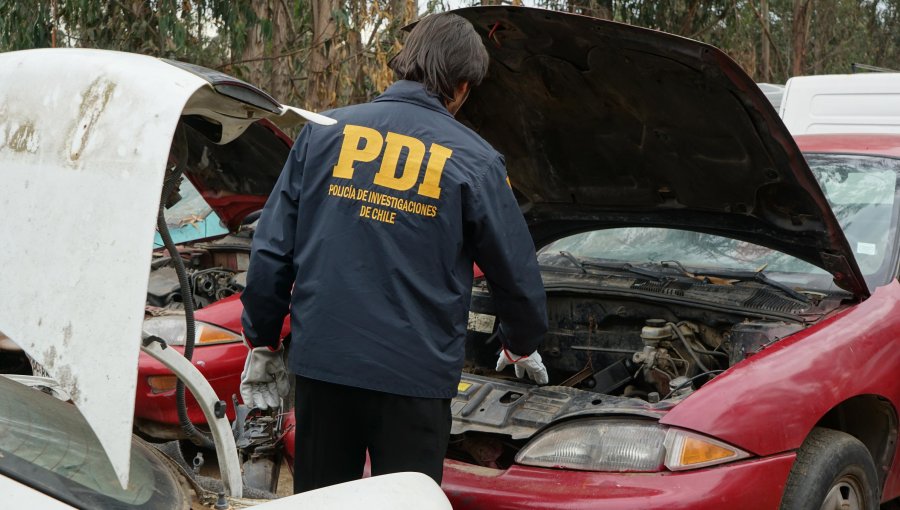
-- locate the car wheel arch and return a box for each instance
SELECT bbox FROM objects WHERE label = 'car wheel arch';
[812,394,897,487]
[780,427,881,510]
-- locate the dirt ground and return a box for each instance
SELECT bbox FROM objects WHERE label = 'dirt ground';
[275,460,294,497]
[193,450,294,505]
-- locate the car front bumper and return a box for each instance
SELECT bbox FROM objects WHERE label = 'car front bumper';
[135,342,246,427]
[441,452,796,510]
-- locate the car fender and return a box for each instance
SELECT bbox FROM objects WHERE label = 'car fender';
[660,281,900,481]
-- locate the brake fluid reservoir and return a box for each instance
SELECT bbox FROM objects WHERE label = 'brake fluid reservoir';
[640,319,672,347]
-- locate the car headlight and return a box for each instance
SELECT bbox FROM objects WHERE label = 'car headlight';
[515,419,667,472]
[142,315,241,346]
[515,418,750,472]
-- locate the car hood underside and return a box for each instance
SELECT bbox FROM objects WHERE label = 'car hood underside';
[454,7,867,297]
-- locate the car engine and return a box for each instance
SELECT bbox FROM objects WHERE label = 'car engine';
[448,277,845,469]
[463,278,841,402]
[147,232,252,310]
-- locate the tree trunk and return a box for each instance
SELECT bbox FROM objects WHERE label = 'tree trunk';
[791,0,813,76]
[307,0,340,110]
[348,0,367,104]
[565,0,612,18]
[389,0,416,32]
[241,0,295,103]
[760,0,770,81]
[677,0,701,36]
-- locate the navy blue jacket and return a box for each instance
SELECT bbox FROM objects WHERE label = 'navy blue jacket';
[241,80,547,398]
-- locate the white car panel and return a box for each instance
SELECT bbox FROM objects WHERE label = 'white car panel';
[0,475,76,509]
[0,48,208,489]
[251,473,452,510]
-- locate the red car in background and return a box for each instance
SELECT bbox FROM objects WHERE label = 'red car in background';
[133,114,292,437]
[132,6,900,509]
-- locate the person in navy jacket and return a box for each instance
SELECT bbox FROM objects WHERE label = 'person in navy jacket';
[239,12,548,493]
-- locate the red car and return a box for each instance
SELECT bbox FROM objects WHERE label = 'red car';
[437,129,900,509]
[135,115,293,436]
[134,7,900,509]
[436,9,900,509]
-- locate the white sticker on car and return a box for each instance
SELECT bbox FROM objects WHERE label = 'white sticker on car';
[467,312,496,333]
[857,242,877,255]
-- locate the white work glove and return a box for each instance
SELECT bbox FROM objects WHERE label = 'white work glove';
[240,344,290,411]
[495,348,549,385]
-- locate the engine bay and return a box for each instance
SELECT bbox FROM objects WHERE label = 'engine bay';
[448,274,848,469]
[147,230,252,311]
[463,267,852,397]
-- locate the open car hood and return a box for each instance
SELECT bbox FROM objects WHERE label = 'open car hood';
[174,116,291,230]
[0,48,332,488]
[162,59,315,230]
[454,7,867,297]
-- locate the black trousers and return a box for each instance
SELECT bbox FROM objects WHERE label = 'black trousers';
[293,375,452,493]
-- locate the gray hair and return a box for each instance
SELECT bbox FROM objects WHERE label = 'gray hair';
[389,13,490,102]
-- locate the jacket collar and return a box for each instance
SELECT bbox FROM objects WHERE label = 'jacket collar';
[372,80,453,118]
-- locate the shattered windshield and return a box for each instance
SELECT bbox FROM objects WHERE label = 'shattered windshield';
[538,153,900,292]
[0,376,187,509]
[153,178,228,248]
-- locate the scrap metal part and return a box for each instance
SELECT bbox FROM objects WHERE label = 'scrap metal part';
[140,338,243,498]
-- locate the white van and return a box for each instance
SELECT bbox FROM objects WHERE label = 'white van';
[779,73,900,134]
[757,82,785,110]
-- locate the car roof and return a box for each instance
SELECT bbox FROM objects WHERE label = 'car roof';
[795,133,900,158]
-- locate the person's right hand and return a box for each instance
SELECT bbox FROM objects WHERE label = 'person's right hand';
[240,344,290,410]
[495,348,549,385]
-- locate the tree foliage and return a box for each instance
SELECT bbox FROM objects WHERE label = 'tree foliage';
[2,0,899,111]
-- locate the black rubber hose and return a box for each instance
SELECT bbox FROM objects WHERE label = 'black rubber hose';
[667,322,711,375]
[158,131,215,449]
[662,370,725,400]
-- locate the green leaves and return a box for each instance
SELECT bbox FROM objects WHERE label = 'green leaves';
[5,0,896,112]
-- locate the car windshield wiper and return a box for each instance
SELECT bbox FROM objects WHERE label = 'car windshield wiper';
[557,250,587,273]
[656,260,810,304]
[556,251,672,281]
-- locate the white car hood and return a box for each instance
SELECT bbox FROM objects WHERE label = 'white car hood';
[0,48,330,488]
